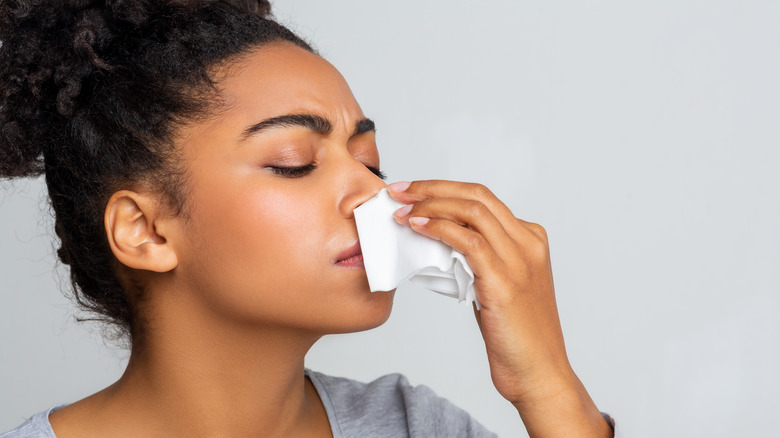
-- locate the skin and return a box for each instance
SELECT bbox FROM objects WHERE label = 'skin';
[48,42,612,437]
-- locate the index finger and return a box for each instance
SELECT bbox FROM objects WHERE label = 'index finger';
[388,179,518,227]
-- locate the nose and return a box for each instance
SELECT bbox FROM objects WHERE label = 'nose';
[337,156,388,219]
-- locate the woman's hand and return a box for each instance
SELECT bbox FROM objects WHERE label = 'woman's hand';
[388,180,613,438]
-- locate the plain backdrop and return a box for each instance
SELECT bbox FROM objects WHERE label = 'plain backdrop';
[2,1,779,437]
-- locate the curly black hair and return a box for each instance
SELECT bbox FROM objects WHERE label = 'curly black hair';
[0,0,313,342]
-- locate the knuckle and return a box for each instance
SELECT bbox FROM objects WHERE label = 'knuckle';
[529,222,548,240]
[527,237,550,261]
[519,220,547,241]
[514,221,550,260]
[466,234,486,251]
[467,200,489,218]
[469,183,492,199]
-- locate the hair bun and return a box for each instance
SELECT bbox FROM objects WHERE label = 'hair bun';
[1,0,275,180]
[1,0,98,179]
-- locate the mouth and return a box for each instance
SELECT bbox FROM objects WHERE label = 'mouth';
[335,241,364,268]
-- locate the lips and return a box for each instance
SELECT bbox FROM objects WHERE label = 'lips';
[335,241,364,268]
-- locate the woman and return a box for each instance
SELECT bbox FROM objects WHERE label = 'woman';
[0,1,617,436]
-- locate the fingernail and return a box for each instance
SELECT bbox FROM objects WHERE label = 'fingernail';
[409,217,430,227]
[387,181,411,193]
[393,204,413,218]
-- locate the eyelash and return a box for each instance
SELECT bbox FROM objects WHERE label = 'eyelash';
[369,166,387,180]
[269,164,387,180]
[269,163,317,177]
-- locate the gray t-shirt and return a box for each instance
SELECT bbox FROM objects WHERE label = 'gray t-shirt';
[0,369,498,437]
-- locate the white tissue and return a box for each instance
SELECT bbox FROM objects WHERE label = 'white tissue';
[354,188,480,309]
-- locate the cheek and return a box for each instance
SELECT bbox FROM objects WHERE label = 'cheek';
[202,180,329,273]
[240,188,328,267]
[180,179,337,317]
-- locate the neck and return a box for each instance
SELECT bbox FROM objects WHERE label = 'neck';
[105,291,324,437]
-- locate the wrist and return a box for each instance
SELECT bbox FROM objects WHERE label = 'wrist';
[511,370,613,438]
[504,361,579,407]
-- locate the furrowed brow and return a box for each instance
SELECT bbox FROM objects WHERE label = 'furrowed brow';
[240,114,333,141]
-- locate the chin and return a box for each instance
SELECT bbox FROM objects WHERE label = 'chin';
[326,288,396,334]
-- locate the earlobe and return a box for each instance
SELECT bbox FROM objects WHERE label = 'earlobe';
[104,190,179,273]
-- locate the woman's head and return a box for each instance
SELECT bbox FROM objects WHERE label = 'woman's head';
[1,1,391,343]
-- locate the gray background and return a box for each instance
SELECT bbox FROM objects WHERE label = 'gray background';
[2,1,778,436]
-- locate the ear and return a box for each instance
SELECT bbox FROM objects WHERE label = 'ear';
[104,190,179,272]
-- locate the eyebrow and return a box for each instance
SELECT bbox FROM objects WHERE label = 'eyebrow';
[239,113,375,141]
[354,118,375,136]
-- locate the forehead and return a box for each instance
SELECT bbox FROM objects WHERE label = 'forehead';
[214,42,363,123]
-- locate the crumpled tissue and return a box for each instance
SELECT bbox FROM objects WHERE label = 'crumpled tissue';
[354,188,480,309]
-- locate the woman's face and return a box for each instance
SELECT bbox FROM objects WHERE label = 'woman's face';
[168,42,393,334]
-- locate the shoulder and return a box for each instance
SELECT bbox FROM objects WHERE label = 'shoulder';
[306,369,497,438]
[1,407,60,438]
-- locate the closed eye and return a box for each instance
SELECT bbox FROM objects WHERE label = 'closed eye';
[268,163,317,177]
[268,163,385,180]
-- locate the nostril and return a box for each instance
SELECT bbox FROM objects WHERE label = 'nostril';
[341,186,384,220]
[355,187,383,209]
